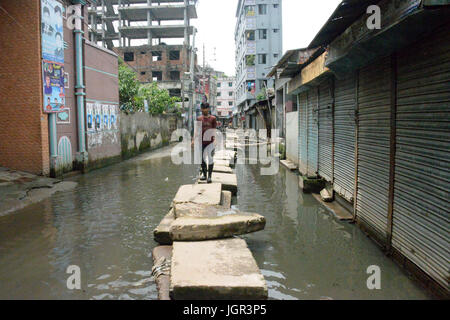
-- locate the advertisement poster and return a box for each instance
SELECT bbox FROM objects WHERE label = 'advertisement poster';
[41,0,64,64]
[43,61,65,113]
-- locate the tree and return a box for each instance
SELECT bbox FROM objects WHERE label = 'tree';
[119,61,141,113]
[118,60,181,115]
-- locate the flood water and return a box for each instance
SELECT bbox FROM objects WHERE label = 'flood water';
[0,146,430,299]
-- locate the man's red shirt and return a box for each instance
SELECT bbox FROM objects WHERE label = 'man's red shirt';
[198,115,217,146]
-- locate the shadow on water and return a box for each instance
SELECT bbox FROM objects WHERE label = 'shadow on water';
[235,163,430,300]
[0,146,430,300]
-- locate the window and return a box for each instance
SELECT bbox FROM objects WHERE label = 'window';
[152,71,162,81]
[169,50,180,60]
[274,4,279,9]
[273,29,279,33]
[170,71,180,80]
[258,54,267,64]
[228,92,233,97]
[152,51,162,61]
[124,52,134,61]
[217,83,221,88]
[217,101,222,106]
[258,4,267,15]
[246,30,255,41]
[217,92,221,97]
[258,29,267,40]
[140,71,146,75]
[259,80,267,90]
[229,102,233,106]
[245,5,256,16]
[274,54,279,58]
[228,82,233,87]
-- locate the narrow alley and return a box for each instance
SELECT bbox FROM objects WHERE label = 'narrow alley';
[0,146,429,300]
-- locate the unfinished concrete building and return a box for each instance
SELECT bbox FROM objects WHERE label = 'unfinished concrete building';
[88,0,197,98]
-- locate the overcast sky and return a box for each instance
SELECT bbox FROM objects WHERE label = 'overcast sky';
[193,0,342,76]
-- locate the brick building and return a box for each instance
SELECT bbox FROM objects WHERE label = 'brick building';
[89,0,197,100]
[0,0,121,176]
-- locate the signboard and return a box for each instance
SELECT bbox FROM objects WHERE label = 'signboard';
[41,0,64,113]
[41,0,64,64]
[42,61,65,112]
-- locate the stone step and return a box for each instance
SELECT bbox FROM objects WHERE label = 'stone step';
[173,183,222,206]
[153,209,175,245]
[169,211,266,241]
[213,165,233,174]
[213,159,232,167]
[170,239,268,300]
[280,159,297,171]
[221,190,232,209]
[198,173,237,195]
[155,191,232,244]
[152,246,172,300]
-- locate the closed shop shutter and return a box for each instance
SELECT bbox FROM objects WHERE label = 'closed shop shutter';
[334,74,357,202]
[318,79,333,182]
[392,25,450,289]
[307,89,319,177]
[298,92,308,175]
[356,56,391,242]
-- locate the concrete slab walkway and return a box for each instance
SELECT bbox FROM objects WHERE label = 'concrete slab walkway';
[170,239,268,300]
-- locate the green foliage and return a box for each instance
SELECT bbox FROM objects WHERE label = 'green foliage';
[256,88,267,101]
[246,55,255,66]
[140,82,181,115]
[119,60,181,115]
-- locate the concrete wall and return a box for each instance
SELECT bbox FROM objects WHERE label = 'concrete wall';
[0,0,50,175]
[84,41,121,169]
[120,113,181,158]
[285,111,298,165]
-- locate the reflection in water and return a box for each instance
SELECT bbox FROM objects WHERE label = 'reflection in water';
[0,147,429,300]
[0,147,197,299]
[235,164,429,300]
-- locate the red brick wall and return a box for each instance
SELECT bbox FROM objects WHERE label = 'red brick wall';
[0,0,49,175]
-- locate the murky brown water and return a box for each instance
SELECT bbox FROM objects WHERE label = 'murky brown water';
[0,146,430,299]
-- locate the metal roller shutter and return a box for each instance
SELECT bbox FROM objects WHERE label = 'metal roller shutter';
[307,89,318,177]
[392,26,450,289]
[298,92,308,176]
[334,74,357,202]
[318,79,333,182]
[356,56,392,242]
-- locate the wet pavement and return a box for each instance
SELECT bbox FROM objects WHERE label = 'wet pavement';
[0,146,430,299]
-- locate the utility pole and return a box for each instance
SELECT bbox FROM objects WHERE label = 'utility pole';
[188,27,197,133]
[203,44,206,103]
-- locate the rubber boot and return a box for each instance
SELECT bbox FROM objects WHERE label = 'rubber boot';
[200,163,207,181]
[207,164,214,184]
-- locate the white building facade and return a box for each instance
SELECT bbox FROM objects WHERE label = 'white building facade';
[216,76,236,118]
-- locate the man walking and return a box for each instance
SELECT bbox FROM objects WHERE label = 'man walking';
[195,102,217,183]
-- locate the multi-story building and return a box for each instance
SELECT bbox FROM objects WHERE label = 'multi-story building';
[89,0,197,99]
[234,0,282,117]
[216,76,236,119]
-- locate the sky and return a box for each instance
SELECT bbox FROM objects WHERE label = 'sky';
[193,0,342,76]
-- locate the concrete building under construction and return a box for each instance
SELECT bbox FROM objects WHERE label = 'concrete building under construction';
[88,0,197,98]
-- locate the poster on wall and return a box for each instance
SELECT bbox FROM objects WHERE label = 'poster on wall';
[86,103,94,132]
[41,0,64,113]
[41,0,64,64]
[42,61,65,112]
[94,103,102,131]
[102,105,110,130]
[109,105,117,130]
